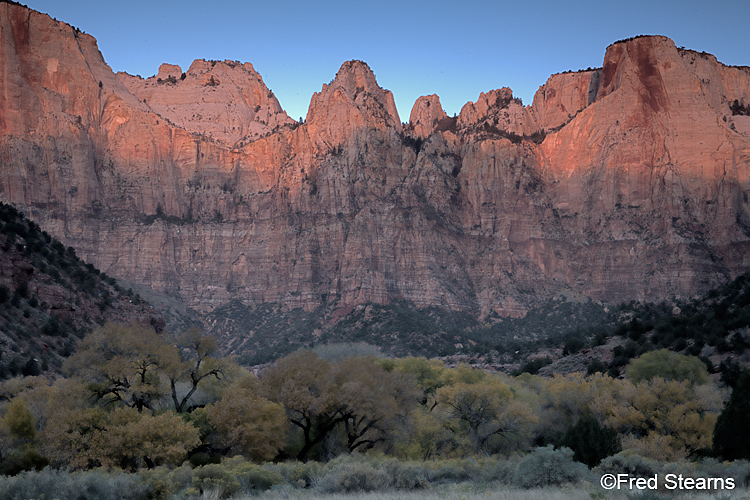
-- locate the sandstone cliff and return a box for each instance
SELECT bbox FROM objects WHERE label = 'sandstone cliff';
[408,94,449,140]
[1,3,749,319]
[118,60,295,147]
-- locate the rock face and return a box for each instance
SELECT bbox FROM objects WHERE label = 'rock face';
[408,94,448,139]
[118,60,295,147]
[1,4,750,319]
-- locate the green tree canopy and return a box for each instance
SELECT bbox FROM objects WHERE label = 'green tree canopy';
[626,349,709,385]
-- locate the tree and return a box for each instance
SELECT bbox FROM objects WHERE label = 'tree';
[533,372,619,445]
[330,357,420,454]
[436,378,535,455]
[207,375,287,461]
[713,371,750,460]
[164,328,232,413]
[261,351,344,461]
[603,377,723,460]
[561,413,620,467]
[262,352,421,460]
[382,356,447,409]
[627,349,709,385]
[0,398,49,474]
[63,323,178,412]
[64,324,231,413]
[44,406,199,470]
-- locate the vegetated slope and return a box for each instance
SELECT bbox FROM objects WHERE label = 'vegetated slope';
[2,0,750,322]
[216,270,750,376]
[0,202,164,379]
[206,295,608,367]
[537,272,750,381]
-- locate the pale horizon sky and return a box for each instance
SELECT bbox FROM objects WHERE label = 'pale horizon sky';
[20,0,750,122]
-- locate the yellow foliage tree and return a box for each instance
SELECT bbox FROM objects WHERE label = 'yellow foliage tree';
[45,406,200,470]
[602,377,724,460]
[436,377,536,455]
[63,323,178,412]
[207,375,287,462]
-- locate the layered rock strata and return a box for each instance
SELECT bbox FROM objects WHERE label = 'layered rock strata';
[2,3,749,318]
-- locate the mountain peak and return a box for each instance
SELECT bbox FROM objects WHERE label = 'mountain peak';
[305,60,401,146]
[332,60,379,94]
[118,58,294,146]
[408,94,448,139]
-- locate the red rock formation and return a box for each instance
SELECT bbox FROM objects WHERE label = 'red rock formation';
[408,94,448,139]
[1,4,749,318]
[118,60,295,147]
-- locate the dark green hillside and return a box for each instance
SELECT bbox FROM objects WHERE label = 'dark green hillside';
[550,273,750,381]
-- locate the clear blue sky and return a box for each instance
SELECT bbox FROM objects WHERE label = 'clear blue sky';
[23,0,750,122]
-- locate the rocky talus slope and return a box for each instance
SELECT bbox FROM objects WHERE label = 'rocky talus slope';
[2,2,750,318]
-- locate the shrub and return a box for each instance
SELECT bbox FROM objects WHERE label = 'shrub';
[475,457,518,483]
[15,282,28,299]
[41,316,65,337]
[225,458,286,492]
[563,336,585,355]
[512,445,589,488]
[422,458,478,483]
[514,357,552,375]
[314,455,391,493]
[138,466,177,500]
[382,459,429,489]
[0,468,150,500]
[0,447,49,476]
[190,464,241,499]
[723,460,750,488]
[587,358,607,375]
[596,453,661,478]
[272,460,322,488]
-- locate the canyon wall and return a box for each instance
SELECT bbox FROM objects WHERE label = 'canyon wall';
[2,3,750,317]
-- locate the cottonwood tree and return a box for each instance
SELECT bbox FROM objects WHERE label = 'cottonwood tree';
[533,372,619,444]
[45,406,200,470]
[381,356,447,409]
[64,323,230,413]
[207,374,287,461]
[262,351,344,461]
[627,349,709,385]
[164,328,233,413]
[436,378,536,456]
[262,351,421,460]
[603,377,723,460]
[63,323,177,412]
[331,357,420,454]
